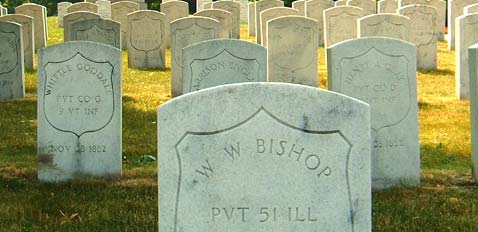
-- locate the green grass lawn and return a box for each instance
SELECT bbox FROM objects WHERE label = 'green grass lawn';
[0,16,477,231]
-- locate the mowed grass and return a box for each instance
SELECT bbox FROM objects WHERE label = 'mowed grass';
[0,16,476,231]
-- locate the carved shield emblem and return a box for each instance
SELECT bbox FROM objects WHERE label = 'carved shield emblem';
[43,52,115,137]
[0,31,19,75]
[130,15,161,52]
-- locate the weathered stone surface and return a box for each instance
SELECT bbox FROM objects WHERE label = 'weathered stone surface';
[96,0,112,19]
[194,9,233,38]
[182,39,266,94]
[197,0,212,12]
[0,21,24,100]
[63,11,101,42]
[292,0,306,15]
[399,0,427,7]
[323,6,364,48]
[255,0,283,44]
[399,5,437,70]
[335,0,348,6]
[37,41,122,182]
[428,0,446,41]
[305,0,334,46]
[236,0,248,23]
[160,1,189,48]
[70,18,121,49]
[448,0,476,50]
[212,0,241,39]
[464,3,478,14]
[456,13,478,100]
[127,10,166,69]
[377,0,398,13]
[248,2,255,36]
[268,16,318,87]
[327,37,420,189]
[170,16,220,97]
[358,13,411,42]
[468,44,478,182]
[347,0,376,15]
[0,14,35,70]
[260,7,299,46]
[111,1,139,49]
[204,2,212,9]
[158,82,372,232]
[15,3,46,51]
[67,2,99,14]
[58,2,73,27]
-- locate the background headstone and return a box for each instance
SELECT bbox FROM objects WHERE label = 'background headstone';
[58,2,73,28]
[194,9,233,38]
[67,2,99,14]
[358,13,411,42]
[0,21,24,100]
[37,41,122,182]
[182,39,266,93]
[212,0,241,39]
[160,1,189,48]
[0,14,35,70]
[292,0,306,15]
[465,3,478,14]
[255,0,283,44]
[248,2,256,36]
[323,6,364,48]
[96,0,112,19]
[260,7,299,46]
[127,10,166,69]
[328,37,420,189]
[158,82,372,232]
[347,0,376,15]
[70,18,121,49]
[305,0,334,46]
[399,5,437,70]
[467,43,478,182]
[267,16,318,87]
[455,13,478,100]
[63,11,101,42]
[448,0,476,50]
[170,16,220,97]
[15,3,46,51]
[377,0,398,13]
[335,0,348,6]
[111,1,139,49]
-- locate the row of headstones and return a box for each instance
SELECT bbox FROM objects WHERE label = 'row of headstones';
[198,0,248,23]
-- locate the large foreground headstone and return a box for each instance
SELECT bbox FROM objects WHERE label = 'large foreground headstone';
[0,14,35,70]
[0,21,24,100]
[267,16,318,86]
[127,10,166,69]
[468,44,478,182]
[455,13,478,100]
[15,3,46,51]
[182,39,266,94]
[70,18,121,49]
[170,16,220,97]
[158,82,372,232]
[37,41,122,182]
[327,37,420,189]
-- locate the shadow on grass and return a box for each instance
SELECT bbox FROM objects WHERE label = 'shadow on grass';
[418,101,445,110]
[420,68,454,76]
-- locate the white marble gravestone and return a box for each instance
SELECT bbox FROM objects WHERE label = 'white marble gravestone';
[255,0,283,43]
[158,82,372,232]
[127,10,166,69]
[323,6,364,48]
[305,0,334,46]
[96,0,112,19]
[63,11,101,42]
[15,3,46,51]
[358,13,411,42]
[170,16,220,97]
[468,44,478,182]
[448,0,476,50]
[335,0,348,6]
[160,1,189,48]
[67,2,99,14]
[197,0,212,12]
[347,0,376,15]
[0,14,35,70]
[182,39,266,94]
[194,9,233,38]
[455,13,478,100]
[260,7,299,46]
[292,0,306,15]
[248,2,255,36]
[0,21,24,100]
[377,0,398,13]
[70,18,121,49]
[111,1,139,49]
[37,41,122,182]
[212,0,241,39]
[327,37,420,189]
[267,16,318,87]
[399,5,437,70]
[58,2,73,28]
[428,0,446,41]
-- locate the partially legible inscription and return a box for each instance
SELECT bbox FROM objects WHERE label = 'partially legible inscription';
[0,31,19,75]
[76,25,117,46]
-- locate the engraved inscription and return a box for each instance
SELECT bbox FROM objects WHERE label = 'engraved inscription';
[130,16,161,52]
[174,108,353,231]
[0,31,19,75]
[43,53,114,137]
[76,25,117,47]
[339,47,411,132]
